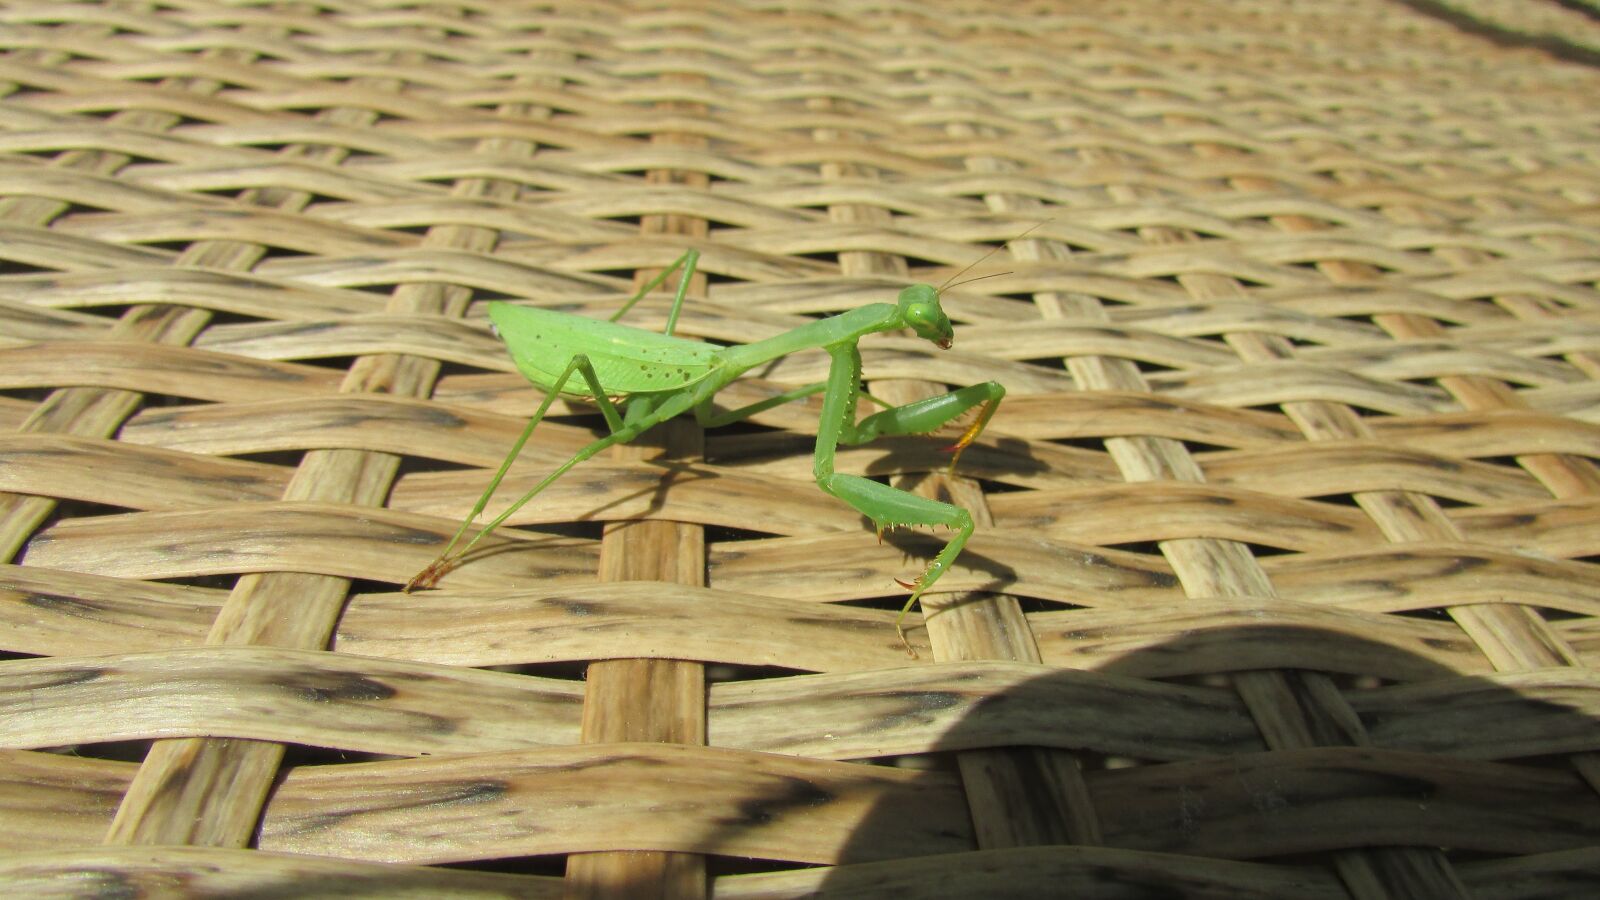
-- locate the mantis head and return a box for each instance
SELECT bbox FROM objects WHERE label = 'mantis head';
[897,221,1046,351]
[896,283,954,349]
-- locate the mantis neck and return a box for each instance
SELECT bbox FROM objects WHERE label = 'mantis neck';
[718,303,902,373]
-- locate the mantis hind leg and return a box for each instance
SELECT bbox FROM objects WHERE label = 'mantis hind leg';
[406,353,637,591]
[818,472,974,655]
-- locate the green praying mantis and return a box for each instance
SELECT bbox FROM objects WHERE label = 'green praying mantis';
[406,233,1030,652]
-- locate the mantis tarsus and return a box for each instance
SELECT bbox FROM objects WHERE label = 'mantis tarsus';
[407,235,1025,653]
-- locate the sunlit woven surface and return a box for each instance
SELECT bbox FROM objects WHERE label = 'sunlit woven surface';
[3,0,1599,896]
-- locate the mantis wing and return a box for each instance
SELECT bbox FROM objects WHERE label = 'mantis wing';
[488,301,719,397]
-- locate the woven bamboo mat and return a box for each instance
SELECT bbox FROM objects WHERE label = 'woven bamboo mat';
[2,0,1599,896]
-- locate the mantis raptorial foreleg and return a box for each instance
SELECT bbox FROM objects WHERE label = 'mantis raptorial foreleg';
[811,343,1005,651]
[824,473,976,650]
[848,381,1006,472]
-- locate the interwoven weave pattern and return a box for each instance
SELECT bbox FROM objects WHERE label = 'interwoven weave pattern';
[2,1,1599,896]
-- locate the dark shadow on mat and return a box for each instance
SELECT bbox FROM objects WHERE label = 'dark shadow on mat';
[808,623,1600,898]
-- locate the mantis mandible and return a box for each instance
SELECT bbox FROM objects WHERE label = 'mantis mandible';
[407,234,1028,652]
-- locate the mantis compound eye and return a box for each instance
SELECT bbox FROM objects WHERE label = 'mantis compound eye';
[903,302,954,349]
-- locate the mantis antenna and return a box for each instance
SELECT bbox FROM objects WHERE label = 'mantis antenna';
[935,219,1052,294]
[940,269,1013,293]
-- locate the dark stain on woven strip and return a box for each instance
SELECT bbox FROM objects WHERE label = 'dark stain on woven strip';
[148,347,315,386]
[1438,554,1490,577]
[19,589,106,614]
[282,321,338,337]
[393,524,453,546]
[546,596,602,617]
[297,780,508,834]
[20,665,104,689]
[1075,550,1179,589]
[734,775,833,826]
[1420,635,1467,653]
[280,670,396,705]
[315,400,468,432]
[427,781,508,807]
[209,471,277,490]
[0,444,72,461]
[414,405,469,430]
[1414,453,1463,474]
[876,690,964,729]
[45,868,138,900]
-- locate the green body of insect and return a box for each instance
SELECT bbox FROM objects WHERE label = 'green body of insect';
[407,247,1007,654]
